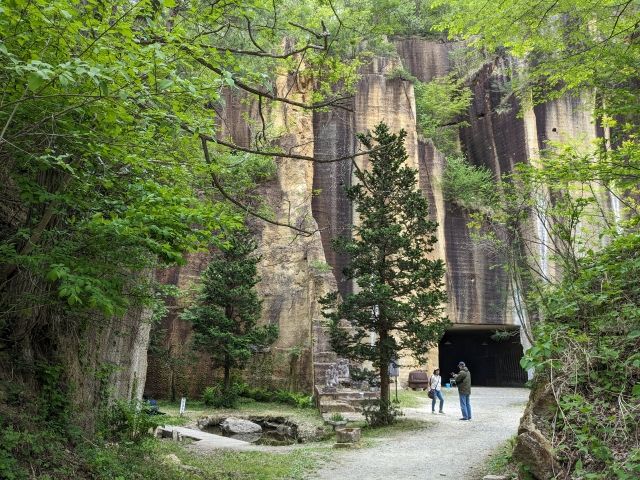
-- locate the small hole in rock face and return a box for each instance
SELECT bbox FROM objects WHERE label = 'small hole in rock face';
[552,128,557,132]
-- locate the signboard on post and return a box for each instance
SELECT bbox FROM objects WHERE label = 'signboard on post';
[388,355,400,402]
[388,356,399,378]
[179,397,186,415]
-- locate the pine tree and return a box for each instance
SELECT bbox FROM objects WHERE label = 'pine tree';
[320,123,449,420]
[182,234,278,393]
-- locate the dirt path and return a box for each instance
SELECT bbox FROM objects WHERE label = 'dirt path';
[312,387,529,480]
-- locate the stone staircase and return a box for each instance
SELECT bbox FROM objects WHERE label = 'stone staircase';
[312,312,379,414]
[315,386,380,413]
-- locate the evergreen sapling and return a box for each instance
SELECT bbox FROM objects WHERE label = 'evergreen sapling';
[320,123,449,423]
[182,234,278,394]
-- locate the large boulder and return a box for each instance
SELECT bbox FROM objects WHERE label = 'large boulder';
[513,429,559,480]
[513,380,561,479]
[220,417,262,434]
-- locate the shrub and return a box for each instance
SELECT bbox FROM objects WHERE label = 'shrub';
[520,233,640,478]
[415,75,472,156]
[329,412,345,422]
[236,385,313,408]
[202,386,216,406]
[99,400,161,442]
[361,399,403,427]
[442,156,496,210]
[202,384,238,408]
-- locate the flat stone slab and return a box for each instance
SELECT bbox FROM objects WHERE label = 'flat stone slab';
[221,417,262,434]
[322,412,365,422]
[161,426,252,450]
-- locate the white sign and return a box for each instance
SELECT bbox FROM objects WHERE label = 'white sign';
[179,397,186,415]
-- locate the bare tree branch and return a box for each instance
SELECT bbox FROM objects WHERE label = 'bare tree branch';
[245,16,266,52]
[183,46,353,111]
[207,42,324,58]
[200,133,385,164]
[289,21,328,40]
[200,136,314,236]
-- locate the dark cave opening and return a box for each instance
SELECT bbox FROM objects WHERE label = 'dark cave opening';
[438,326,528,387]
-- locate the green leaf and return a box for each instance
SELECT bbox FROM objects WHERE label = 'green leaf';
[157,78,173,90]
[27,71,45,91]
[99,80,109,96]
[627,330,640,339]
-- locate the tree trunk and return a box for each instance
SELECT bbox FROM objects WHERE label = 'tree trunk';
[378,327,391,406]
[223,354,231,392]
[170,367,176,403]
[379,362,390,405]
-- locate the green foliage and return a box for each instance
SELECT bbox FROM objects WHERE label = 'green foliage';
[415,75,472,156]
[482,436,518,479]
[182,233,278,392]
[350,367,380,387]
[361,399,404,427]
[1,0,243,312]
[434,0,640,113]
[520,233,640,478]
[329,412,345,422]
[202,384,239,409]
[0,369,80,480]
[0,364,80,479]
[386,67,418,83]
[34,364,73,432]
[310,260,333,273]
[238,385,313,409]
[202,386,217,407]
[0,423,70,480]
[442,156,496,209]
[0,1,382,426]
[348,0,449,38]
[99,400,161,443]
[321,123,449,413]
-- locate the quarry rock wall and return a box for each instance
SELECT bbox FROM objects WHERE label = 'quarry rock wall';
[146,38,611,397]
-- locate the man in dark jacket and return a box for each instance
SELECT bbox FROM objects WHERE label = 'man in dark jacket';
[452,361,472,420]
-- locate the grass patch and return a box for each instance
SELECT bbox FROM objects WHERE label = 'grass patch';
[393,388,429,408]
[156,440,325,480]
[83,436,328,480]
[359,418,432,438]
[157,398,325,428]
[475,436,519,479]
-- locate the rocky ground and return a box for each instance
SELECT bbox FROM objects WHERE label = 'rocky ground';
[312,387,529,480]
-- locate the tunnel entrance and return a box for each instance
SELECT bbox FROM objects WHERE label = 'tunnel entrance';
[438,326,527,387]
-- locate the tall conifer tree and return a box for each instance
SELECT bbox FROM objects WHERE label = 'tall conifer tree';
[182,234,278,392]
[321,123,448,419]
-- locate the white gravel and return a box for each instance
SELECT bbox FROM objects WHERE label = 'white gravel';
[312,387,529,480]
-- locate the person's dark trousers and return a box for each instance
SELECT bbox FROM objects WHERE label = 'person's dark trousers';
[459,393,472,419]
[431,390,444,412]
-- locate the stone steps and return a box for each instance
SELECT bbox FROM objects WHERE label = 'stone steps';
[317,389,379,402]
[315,386,380,413]
[318,400,356,413]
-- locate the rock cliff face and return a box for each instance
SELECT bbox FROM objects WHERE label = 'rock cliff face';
[146,79,338,397]
[312,39,613,381]
[313,44,518,337]
[312,56,437,382]
[146,38,614,397]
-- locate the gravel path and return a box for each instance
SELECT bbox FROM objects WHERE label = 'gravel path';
[312,387,529,480]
